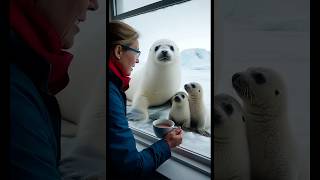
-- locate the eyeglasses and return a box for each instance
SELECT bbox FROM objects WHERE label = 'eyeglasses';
[119,44,141,58]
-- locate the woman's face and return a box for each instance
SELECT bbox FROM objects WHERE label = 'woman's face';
[117,40,140,76]
[35,0,99,49]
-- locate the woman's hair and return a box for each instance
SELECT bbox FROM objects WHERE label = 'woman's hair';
[109,21,139,48]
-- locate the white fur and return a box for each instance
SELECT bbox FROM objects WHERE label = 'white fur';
[184,82,210,136]
[232,67,294,180]
[169,91,191,129]
[214,93,251,180]
[126,39,181,120]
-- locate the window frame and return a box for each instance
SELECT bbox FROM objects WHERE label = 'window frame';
[130,125,211,176]
[111,0,191,20]
[111,0,212,176]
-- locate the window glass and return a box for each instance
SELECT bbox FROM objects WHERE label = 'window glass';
[123,0,211,159]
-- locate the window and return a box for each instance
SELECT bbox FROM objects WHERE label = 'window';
[111,0,211,175]
[114,0,162,15]
[111,0,191,20]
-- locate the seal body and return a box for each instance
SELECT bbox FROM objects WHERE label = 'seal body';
[214,93,251,180]
[184,82,210,136]
[232,67,293,180]
[168,91,191,129]
[125,39,181,120]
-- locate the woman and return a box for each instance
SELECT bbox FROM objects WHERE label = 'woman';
[10,0,98,179]
[108,21,184,178]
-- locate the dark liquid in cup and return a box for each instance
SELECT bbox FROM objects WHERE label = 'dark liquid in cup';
[156,123,171,128]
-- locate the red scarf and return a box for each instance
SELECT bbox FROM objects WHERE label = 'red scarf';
[108,56,131,91]
[10,0,73,94]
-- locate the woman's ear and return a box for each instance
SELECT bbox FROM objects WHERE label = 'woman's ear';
[113,45,122,59]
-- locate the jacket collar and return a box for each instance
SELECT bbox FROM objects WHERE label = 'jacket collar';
[109,70,123,91]
[10,0,73,94]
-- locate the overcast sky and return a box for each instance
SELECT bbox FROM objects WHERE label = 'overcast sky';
[121,0,211,64]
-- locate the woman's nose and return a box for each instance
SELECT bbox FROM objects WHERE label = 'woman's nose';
[136,58,139,63]
[88,0,99,11]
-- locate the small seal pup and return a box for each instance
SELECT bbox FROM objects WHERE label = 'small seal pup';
[125,39,181,121]
[184,82,210,136]
[232,67,293,180]
[214,93,251,180]
[168,91,191,129]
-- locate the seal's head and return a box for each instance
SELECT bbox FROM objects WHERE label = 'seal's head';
[214,94,246,141]
[171,91,188,107]
[232,67,286,112]
[184,82,203,100]
[149,39,179,64]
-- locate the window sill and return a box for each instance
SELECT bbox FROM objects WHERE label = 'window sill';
[130,126,211,180]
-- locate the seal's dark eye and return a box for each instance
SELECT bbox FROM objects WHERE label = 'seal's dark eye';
[223,103,233,116]
[275,90,280,96]
[251,72,266,84]
[242,116,246,122]
[191,84,196,88]
[170,46,174,51]
[199,90,201,92]
[155,45,160,52]
[181,94,185,99]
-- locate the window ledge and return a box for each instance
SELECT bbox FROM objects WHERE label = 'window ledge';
[130,126,211,180]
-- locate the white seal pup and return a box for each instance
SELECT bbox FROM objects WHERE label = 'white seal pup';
[184,82,210,136]
[232,67,294,180]
[125,39,181,121]
[214,93,251,180]
[168,91,191,129]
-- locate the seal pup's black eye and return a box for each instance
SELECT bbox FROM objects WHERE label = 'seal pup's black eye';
[199,90,201,92]
[242,116,246,122]
[275,90,280,96]
[170,46,174,51]
[223,103,233,116]
[155,45,160,52]
[251,72,266,84]
[181,94,185,99]
[191,84,196,88]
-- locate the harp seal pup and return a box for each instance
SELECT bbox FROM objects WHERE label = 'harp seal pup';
[184,82,210,136]
[232,67,294,180]
[168,91,191,129]
[125,39,181,121]
[214,93,251,180]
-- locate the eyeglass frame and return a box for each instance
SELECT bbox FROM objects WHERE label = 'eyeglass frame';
[117,44,141,58]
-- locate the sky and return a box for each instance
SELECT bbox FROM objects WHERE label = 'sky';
[122,0,211,64]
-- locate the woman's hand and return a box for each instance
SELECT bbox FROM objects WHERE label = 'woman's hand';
[164,127,183,149]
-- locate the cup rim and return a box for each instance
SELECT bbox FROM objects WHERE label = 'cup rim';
[153,119,175,128]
